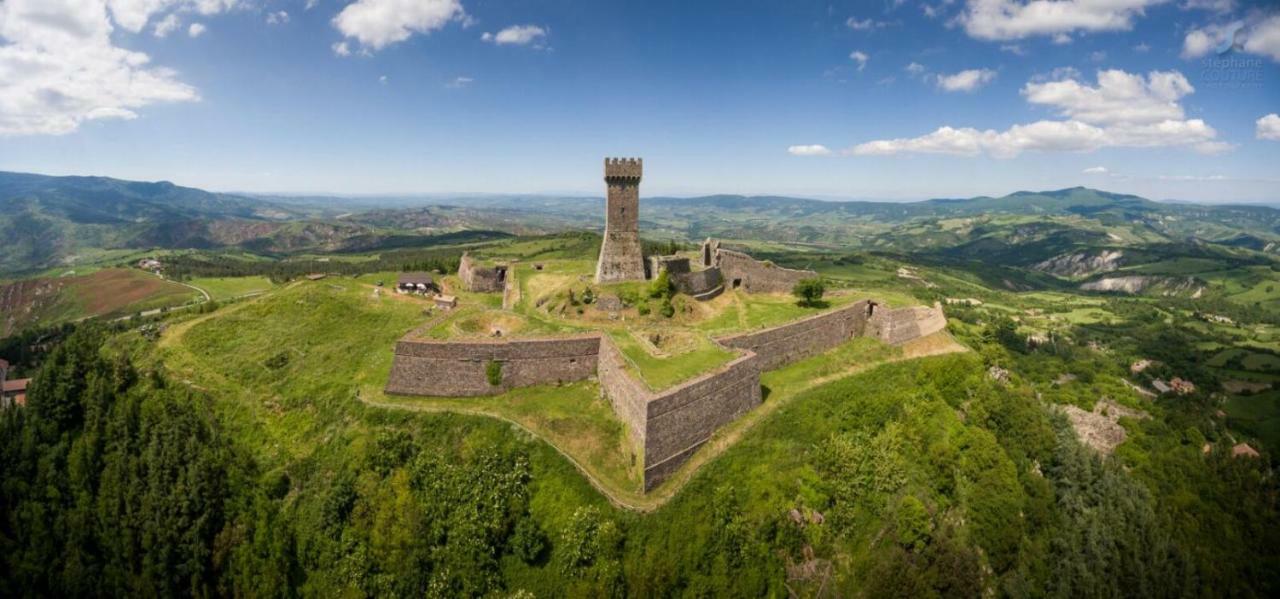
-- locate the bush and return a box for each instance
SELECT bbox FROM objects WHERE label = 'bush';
[638,303,651,316]
[792,278,826,306]
[659,298,675,318]
[486,360,503,386]
[650,270,674,299]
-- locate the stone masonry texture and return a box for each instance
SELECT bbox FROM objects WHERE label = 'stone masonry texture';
[595,158,647,283]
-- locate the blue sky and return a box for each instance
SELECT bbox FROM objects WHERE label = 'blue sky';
[0,0,1277,202]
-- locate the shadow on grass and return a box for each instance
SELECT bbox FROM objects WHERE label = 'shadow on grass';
[795,299,830,309]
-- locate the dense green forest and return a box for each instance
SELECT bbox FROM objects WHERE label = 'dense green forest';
[2,320,1276,597]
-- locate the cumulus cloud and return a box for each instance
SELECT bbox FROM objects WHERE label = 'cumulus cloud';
[1258,113,1280,141]
[959,0,1167,41]
[935,68,997,92]
[1183,14,1280,61]
[847,69,1227,158]
[188,22,206,37]
[332,0,465,51]
[481,25,548,46]
[906,62,927,75]
[788,144,832,156]
[0,0,201,136]
[267,10,289,25]
[850,50,869,70]
[153,13,182,37]
[106,0,240,33]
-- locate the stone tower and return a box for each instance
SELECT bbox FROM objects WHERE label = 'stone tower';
[595,157,646,283]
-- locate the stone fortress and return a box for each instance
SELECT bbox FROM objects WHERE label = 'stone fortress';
[388,157,948,491]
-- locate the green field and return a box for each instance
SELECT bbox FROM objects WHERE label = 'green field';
[189,276,276,300]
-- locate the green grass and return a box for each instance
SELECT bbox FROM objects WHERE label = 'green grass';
[1224,391,1280,452]
[608,330,736,390]
[189,276,275,300]
[159,281,426,466]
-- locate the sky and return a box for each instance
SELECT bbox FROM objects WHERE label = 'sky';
[0,0,1278,202]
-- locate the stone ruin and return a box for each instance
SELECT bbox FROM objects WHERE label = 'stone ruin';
[459,252,507,292]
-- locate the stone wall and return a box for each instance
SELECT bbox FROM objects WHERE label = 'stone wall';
[640,353,762,490]
[386,334,600,396]
[595,336,764,491]
[459,252,506,293]
[596,336,650,449]
[596,158,646,283]
[673,267,723,297]
[716,300,873,370]
[868,303,948,346]
[716,249,817,294]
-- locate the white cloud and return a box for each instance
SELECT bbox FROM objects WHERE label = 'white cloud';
[267,10,289,25]
[959,0,1168,41]
[153,13,182,37]
[378,74,387,84]
[1083,166,1108,173]
[1243,14,1280,61]
[305,0,318,9]
[481,24,548,46]
[1090,50,1106,61]
[935,68,997,92]
[1183,15,1280,61]
[331,40,351,56]
[1134,42,1150,52]
[1022,69,1193,125]
[846,17,883,30]
[850,50,869,70]
[333,0,465,51]
[446,75,473,88]
[906,61,927,74]
[1258,113,1280,141]
[788,144,832,156]
[0,0,200,136]
[1181,0,1234,12]
[1000,43,1026,54]
[847,69,1226,158]
[105,0,240,33]
[188,22,206,37]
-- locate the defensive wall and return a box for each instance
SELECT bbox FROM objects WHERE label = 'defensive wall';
[868,302,948,345]
[715,249,817,294]
[717,300,873,370]
[459,252,507,293]
[386,300,947,491]
[385,334,600,396]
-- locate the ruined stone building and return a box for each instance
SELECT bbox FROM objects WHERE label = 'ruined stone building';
[595,158,647,283]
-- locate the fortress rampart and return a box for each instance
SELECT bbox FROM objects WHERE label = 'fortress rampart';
[715,249,817,294]
[385,299,947,491]
[385,334,600,396]
[717,300,873,370]
[459,252,507,293]
[868,303,948,345]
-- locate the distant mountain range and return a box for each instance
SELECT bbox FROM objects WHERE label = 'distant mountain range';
[2,170,1278,276]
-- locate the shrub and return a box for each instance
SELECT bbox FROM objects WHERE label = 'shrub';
[649,270,674,299]
[638,302,651,316]
[792,278,826,307]
[486,360,503,386]
[659,298,675,318]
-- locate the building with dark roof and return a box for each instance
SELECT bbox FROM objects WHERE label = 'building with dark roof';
[397,272,435,294]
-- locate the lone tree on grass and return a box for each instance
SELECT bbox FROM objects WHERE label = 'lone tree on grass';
[793,278,826,307]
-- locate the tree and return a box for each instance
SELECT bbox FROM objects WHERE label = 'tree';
[792,278,826,307]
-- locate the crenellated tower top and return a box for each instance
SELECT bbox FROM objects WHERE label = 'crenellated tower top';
[604,157,642,181]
